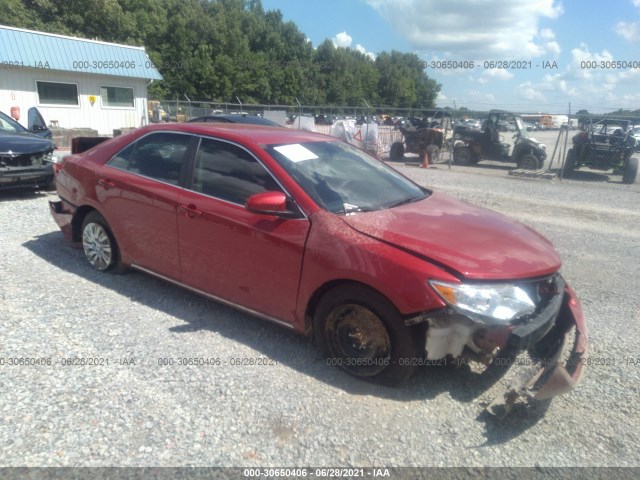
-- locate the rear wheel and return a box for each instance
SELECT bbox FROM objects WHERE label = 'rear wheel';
[517,154,541,170]
[81,211,125,273]
[563,149,577,178]
[623,155,639,184]
[390,142,404,161]
[314,285,424,386]
[453,146,474,165]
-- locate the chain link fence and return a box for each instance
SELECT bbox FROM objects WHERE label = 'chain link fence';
[146,100,639,179]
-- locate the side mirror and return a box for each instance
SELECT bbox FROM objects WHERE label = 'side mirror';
[246,191,295,217]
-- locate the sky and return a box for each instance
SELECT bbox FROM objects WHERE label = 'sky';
[261,0,640,113]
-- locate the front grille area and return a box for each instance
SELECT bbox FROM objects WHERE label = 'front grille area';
[0,152,50,168]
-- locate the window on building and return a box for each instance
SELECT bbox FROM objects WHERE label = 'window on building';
[36,81,78,106]
[100,86,135,108]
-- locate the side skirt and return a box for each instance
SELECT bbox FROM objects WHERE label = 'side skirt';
[131,264,296,330]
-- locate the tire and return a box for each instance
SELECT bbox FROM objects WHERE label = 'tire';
[425,145,440,164]
[517,154,541,170]
[389,142,404,161]
[563,149,577,178]
[453,146,473,165]
[314,285,424,386]
[623,155,639,184]
[81,211,125,273]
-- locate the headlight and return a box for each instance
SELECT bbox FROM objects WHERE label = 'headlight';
[429,280,536,324]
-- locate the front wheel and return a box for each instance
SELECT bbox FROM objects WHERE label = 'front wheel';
[623,155,639,184]
[563,149,577,178]
[517,154,541,170]
[453,145,473,165]
[314,285,424,386]
[81,211,125,273]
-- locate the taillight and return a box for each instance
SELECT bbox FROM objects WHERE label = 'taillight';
[53,155,70,174]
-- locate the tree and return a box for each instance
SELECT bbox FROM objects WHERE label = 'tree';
[0,0,442,107]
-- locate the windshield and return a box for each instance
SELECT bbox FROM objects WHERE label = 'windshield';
[0,111,28,134]
[514,117,529,137]
[265,141,429,214]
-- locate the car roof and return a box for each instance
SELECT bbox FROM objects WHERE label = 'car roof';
[134,123,335,147]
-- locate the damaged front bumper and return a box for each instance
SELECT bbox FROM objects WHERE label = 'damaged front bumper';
[0,164,54,189]
[487,284,588,415]
[410,278,587,415]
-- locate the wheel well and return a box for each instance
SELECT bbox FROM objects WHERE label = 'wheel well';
[304,280,398,339]
[71,206,97,242]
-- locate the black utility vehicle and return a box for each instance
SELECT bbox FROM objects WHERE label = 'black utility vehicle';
[563,119,638,184]
[453,110,547,170]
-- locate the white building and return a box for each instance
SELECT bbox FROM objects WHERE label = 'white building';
[0,25,162,135]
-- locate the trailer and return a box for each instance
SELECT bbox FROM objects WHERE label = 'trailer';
[540,114,568,130]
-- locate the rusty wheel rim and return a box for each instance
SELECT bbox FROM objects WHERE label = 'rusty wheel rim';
[325,304,391,376]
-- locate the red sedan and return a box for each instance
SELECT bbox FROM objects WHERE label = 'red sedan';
[50,123,586,410]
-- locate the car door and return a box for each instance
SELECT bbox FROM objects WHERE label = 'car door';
[27,107,52,139]
[98,131,194,279]
[177,136,310,324]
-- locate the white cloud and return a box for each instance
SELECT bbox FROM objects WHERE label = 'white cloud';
[613,1,640,41]
[331,32,376,59]
[366,0,563,59]
[485,44,639,111]
[614,21,640,42]
[478,68,514,84]
[332,31,352,48]
[516,81,547,102]
[355,44,376,60]
[466,90,496,103]
[539,28,555,41]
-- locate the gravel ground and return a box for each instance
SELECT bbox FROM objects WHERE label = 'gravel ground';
[1,162,639,469]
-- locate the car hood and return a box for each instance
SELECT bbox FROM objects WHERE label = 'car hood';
[341,191,561,280]
[0,131,54,154]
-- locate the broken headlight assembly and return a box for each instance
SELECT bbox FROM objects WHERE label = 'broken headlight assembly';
[429,280,536,324]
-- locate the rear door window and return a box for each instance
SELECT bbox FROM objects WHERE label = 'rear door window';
[108,132,191,185]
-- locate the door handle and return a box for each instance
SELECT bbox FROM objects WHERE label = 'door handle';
[179,204,202,218]
[98,178,116,190]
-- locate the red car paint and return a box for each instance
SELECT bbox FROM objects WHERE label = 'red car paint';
[342,191,561,280]
[49,123,587,404]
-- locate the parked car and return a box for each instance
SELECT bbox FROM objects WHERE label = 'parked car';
[49,123,586,408]
[0,108,55,190]
[563,119,639,184]
[314,114,334,125]
[461,119,482,130]
[187,113,280,127]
